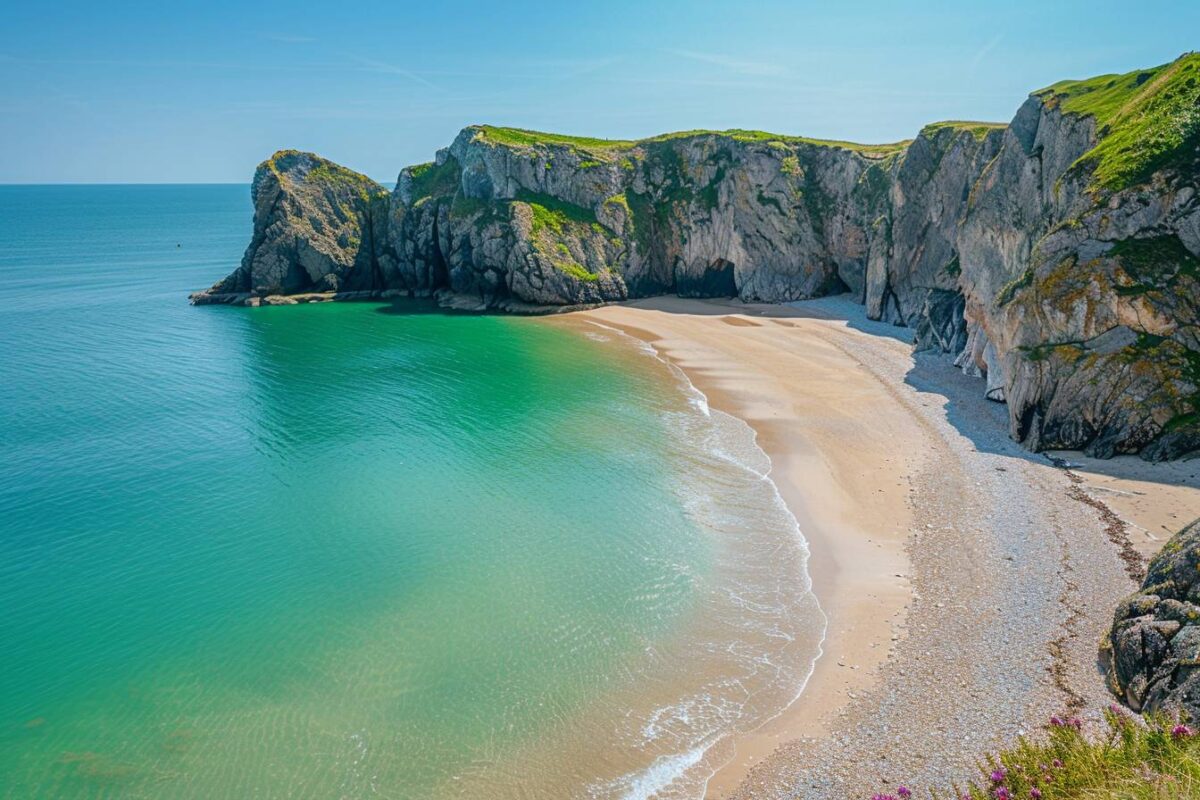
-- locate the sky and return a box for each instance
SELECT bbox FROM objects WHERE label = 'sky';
[1,1,1196,183]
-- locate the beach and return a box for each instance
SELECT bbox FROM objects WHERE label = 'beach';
[565,295,1200,799]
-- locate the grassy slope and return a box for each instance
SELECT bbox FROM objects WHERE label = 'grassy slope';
[916,712,1200,800]
[1035,52,1200,191]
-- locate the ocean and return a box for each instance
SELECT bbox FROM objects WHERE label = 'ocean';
[0,185,822,799]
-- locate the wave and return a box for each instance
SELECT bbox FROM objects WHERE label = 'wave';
[580,320,828,799]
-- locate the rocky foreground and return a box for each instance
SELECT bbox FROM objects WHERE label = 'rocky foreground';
[192,54,1200,461]
[1107,517,1200,720]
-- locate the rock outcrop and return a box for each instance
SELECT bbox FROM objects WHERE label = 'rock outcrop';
[1107,518,1200,720]
[192,54,1200,460]
[193,150,393,304]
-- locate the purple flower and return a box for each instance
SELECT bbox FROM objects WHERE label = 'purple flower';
[1069,717,1083,730]
[1052,759,1063,769]
[1030,790,1042,800]
[990,768,1008,784]
[1172,724,1194,739]
[994,788,1011,800]
[1049,715,1065,727]
[897,787,912,799]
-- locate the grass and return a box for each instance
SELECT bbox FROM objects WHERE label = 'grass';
[515,190,598,234]
[1111,233,1200,286]
[515,190,604,282]
[996,267,1035,306]
[911,711,1200,800]
[470,124,910,158]
[406,159,460,204]
[1035,52,1200,191]
[920,120,1007,142]
[263,151,388,205]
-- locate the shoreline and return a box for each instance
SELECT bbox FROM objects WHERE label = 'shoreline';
[561,296,919,795]
[555,295,1200,799]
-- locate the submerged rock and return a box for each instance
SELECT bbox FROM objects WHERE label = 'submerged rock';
[194,53,1200,461]
[1106,519,1200,719]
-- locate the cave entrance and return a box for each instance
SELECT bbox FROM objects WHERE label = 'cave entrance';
[428,216,449,290]
[676,257,738,298]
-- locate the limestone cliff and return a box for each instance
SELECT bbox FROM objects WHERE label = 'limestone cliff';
[192,54,1200,460]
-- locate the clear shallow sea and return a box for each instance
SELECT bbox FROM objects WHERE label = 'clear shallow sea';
[0,185,822,799]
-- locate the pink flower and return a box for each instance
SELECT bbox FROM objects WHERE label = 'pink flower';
[1172,724,1194,739]
[1049,715,1065,727]
[990,768,1008,783]
[994,788,1011,800]
[897,787,912,799]
[1069,717,1083,730]
[1052,759,1063,769]
[1030,790,1042,800]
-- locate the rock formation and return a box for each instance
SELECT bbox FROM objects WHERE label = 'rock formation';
[1107,518,1200,720]
[192,54,1200,460]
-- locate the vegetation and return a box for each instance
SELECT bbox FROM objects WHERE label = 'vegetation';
[471,124,910,158]
[516,191,603,282]
[1035,52,1200,191]
[516,190,598,233]
[920,120,1007,142]
[1112,234,1200,288]
[996,267,1035,306]
[406,159,461,205]
[906,711,1200,800]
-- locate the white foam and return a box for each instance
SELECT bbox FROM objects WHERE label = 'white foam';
[615,745,709,800]
[581,317,831,800]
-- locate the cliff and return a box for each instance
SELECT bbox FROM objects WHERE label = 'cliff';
[192,54,1200,460]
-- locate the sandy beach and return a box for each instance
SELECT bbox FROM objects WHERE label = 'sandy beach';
[564,295,1200,799]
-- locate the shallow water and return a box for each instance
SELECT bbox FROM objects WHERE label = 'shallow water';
[0,185,822,798]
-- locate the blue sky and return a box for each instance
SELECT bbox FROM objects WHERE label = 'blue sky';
[1,1,1196,183]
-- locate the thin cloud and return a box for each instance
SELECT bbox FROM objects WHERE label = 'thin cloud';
[355,57,440,90]
[968,34,1003,74]
[665,48,786,77]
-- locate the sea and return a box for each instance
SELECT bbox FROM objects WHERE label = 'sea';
[0,184,823,799]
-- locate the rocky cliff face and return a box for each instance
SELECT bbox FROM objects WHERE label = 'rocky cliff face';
[1107,518,1200,719]
[192,54,1200,460]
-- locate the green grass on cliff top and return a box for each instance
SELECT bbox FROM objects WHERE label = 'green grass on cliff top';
[265,150,387,199]
[472,124,911,157]
[1035,52,1200,191]
[919,120,1007,141]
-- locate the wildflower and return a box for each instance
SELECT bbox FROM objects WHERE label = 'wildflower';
[898,787,912,799]
[1041,774,1052,785]
[1172,724,1194,739]
[1030,790,1042,800]
[1069,717,1083,730]
[1052,759,1063,769]
[994,788,1011,800]
[990,768,1007,783]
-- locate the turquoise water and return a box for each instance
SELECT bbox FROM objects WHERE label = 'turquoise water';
[0,186,822,799]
